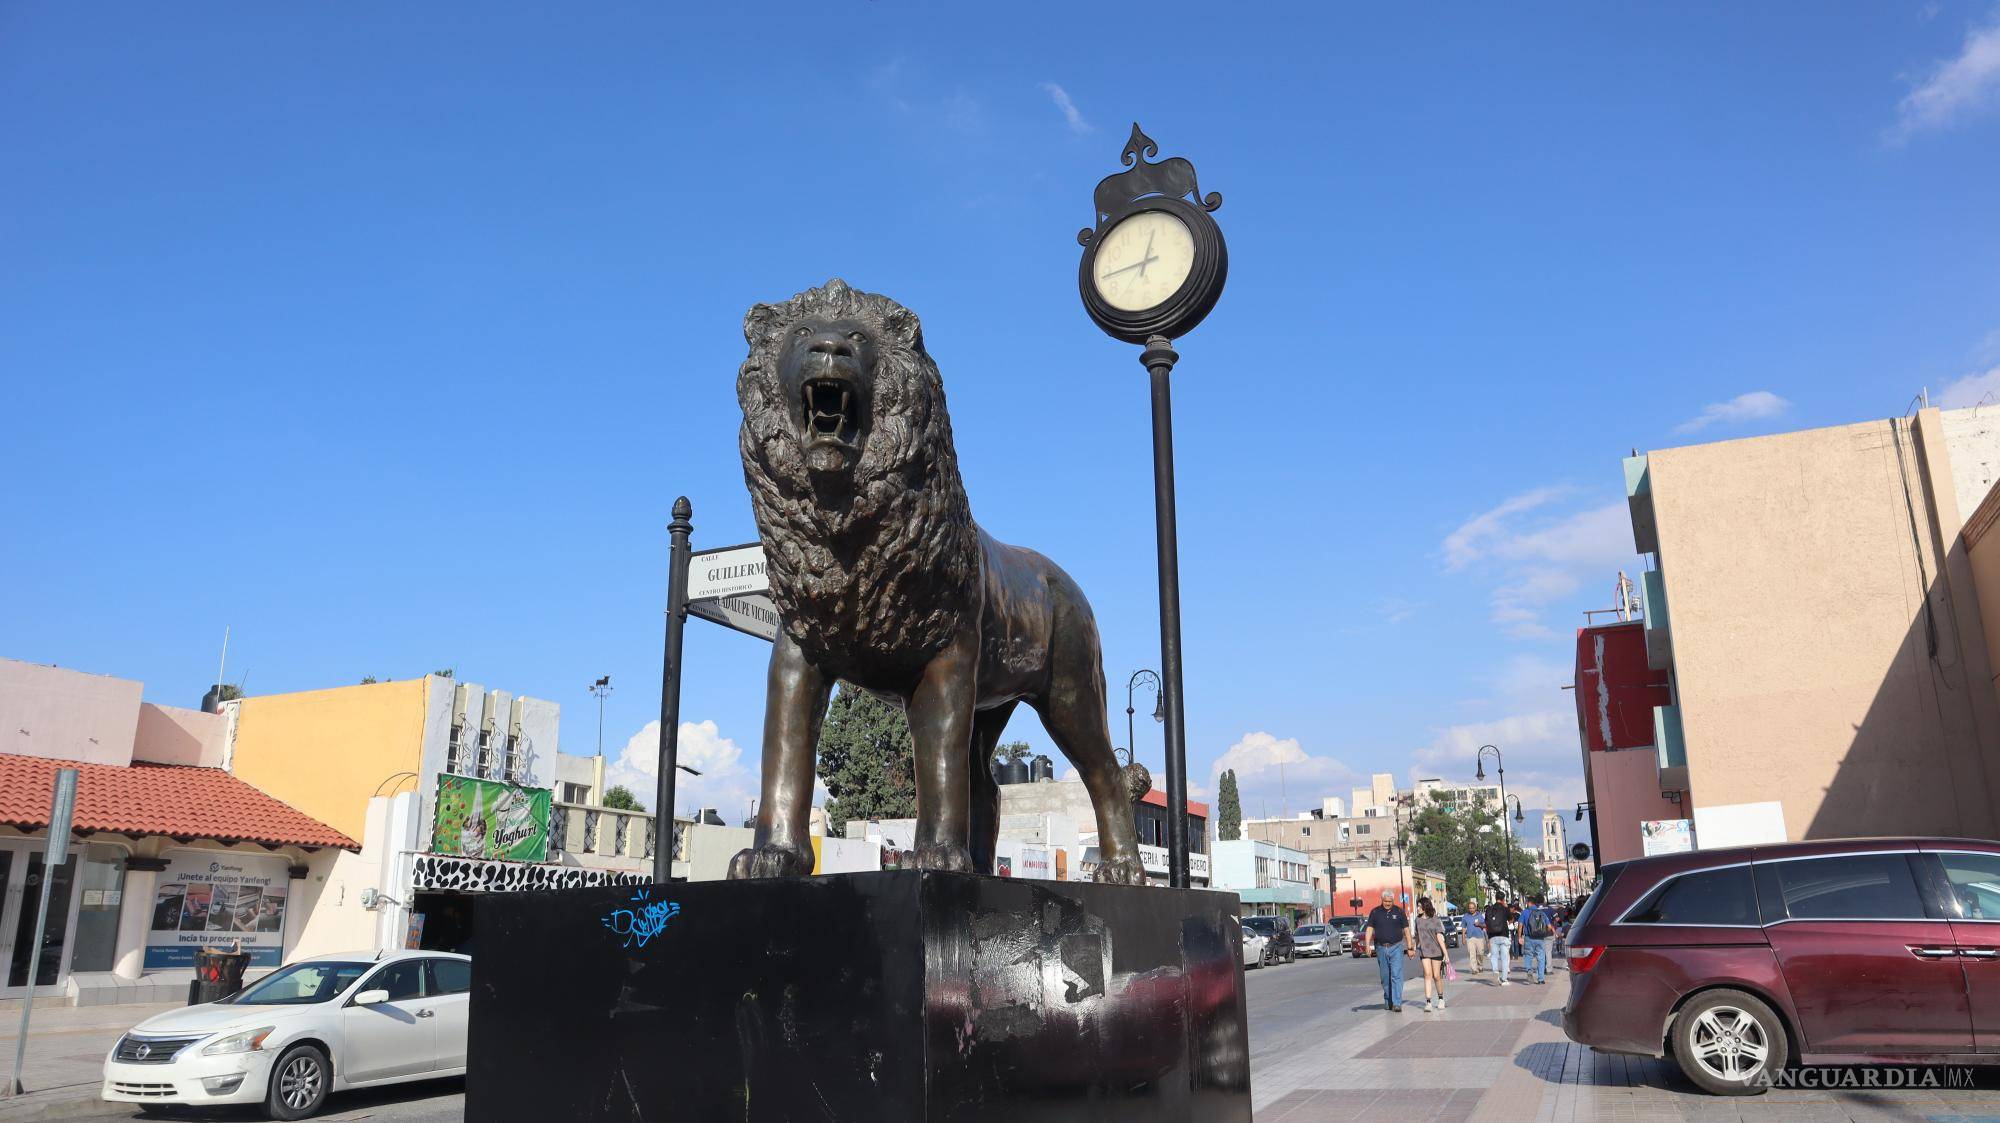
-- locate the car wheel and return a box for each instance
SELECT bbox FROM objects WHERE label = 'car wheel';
[266,1042,332,1119]
[1672,990,1783,1096]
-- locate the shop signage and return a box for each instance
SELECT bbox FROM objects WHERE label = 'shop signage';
[434,775,552,863]
[144,849,291,968]
[1641,818,1695,856]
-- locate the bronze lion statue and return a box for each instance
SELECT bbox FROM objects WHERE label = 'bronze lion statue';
[731,279,1147,884]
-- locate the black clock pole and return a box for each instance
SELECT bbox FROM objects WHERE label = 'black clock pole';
[1142,335,1192,889]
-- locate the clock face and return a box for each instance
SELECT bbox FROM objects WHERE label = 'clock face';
[1092,210,1195,313]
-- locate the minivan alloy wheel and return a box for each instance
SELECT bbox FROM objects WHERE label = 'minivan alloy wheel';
[1688,1006,1769,1082]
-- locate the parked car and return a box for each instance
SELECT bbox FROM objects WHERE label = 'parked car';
[1240,925,1273,969]
[1326,915,1364,951]
[1240,915,1296,964]
[1563,838,2000,1096]
[102,950,471,1119]
[1293,924,1337,957]
[1442,916,1463,949]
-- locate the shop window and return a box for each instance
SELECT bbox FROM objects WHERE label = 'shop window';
[70,843,127,973]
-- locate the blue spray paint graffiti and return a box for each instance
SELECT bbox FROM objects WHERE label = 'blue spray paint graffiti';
[602,891,681,949]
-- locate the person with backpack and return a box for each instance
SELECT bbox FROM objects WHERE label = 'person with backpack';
[1521,894,1554,984]
[1483,897,1513,983]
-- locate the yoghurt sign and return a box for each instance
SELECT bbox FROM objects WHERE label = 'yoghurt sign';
[434,775,552,862]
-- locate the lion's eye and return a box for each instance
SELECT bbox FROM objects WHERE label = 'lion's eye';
[795,327,809,338]
[847,331,866,344]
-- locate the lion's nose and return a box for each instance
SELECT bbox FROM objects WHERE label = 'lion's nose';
[806,333,855,361]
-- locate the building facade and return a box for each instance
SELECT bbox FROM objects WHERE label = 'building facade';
[1600,406,2000,855]
[0,658,355,1005]
[1209,839,1328,922]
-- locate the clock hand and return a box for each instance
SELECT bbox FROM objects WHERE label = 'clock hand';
[1138,231,1156,277]
[1100,254,1160,280]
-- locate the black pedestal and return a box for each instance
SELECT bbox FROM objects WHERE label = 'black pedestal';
[468,870,1251,1122]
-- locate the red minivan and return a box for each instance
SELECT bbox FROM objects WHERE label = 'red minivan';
[1563,837,2000,1095]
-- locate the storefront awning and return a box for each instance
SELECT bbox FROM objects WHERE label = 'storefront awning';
[0,753,356,850]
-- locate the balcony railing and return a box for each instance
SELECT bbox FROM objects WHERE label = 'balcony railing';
[549,802,654,863]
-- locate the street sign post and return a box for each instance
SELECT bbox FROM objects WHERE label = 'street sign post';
[7,767,77,1096]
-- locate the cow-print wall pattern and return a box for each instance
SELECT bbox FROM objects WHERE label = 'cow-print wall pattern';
[412,853,651,893]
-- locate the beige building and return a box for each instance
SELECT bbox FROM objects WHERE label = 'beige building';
[1620,405,2000,849]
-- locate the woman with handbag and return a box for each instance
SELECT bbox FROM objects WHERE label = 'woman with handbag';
[1414,896,1451,1012]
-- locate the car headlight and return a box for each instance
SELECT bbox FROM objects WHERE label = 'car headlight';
[201,1027,276,1056]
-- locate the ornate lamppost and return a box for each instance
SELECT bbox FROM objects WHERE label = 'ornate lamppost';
[1078,124,1228,889]
[1125,668,1163,769]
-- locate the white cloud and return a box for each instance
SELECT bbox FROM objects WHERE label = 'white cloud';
[601,718,757,822]
[1939,365,2000,409]
[1673,390,1791,434]
[1414,709,1588,828]
[1895,13,2000,136]
[1443,492,1633,637]
[1039,82,1091,135]
[1211,732,1363,821]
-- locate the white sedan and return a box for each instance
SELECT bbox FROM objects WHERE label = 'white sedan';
[1240,925,1273,969]
[102,950,469,1120]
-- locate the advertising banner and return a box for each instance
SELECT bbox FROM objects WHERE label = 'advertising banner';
[1641,818,1695,856]
[144,849,291,969]
[434,775,552,863]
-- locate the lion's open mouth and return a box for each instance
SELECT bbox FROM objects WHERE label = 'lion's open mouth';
[802,378,860,446]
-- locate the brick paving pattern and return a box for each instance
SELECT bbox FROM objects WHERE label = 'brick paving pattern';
[1253,962,2000,1122]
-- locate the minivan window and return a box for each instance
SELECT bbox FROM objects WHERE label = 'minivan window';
[1624,865,1757,926]
[1570,863,1624,931]
[1765,853,1925,920]
[1935,852,2000,920]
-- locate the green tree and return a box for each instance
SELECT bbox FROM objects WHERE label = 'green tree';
[1216,769,1242,842]
[215,684,244,701]
[359,676,379,685]
[432,668,455,679]
[817,684,917,828]
[602,785,645,812]
[994,740,1032,764]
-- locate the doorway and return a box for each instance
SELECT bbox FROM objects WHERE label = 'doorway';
[0,842,82,997]
[410,891,477,955]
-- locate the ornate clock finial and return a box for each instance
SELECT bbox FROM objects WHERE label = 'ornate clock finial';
[1078,122,1224,247]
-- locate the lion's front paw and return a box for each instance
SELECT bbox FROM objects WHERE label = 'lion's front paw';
[914,842,975,873]
[726,843,811,880]
[1092,852,1148,885]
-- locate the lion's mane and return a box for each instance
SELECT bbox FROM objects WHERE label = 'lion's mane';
[737,279,980,672]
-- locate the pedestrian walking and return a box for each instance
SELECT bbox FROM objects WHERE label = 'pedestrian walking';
[1413,896,1450,1012]
[1464,898,1488,973]
[1483,897,1513,983]
[1363,889,1412,1011]
[1521,894,1554,984]
[1509,900,1524,959]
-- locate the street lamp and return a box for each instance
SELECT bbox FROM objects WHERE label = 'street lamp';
[1125,669,1163,767]
[1475,742,1509,848]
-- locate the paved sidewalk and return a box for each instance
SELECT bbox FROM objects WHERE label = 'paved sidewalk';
[0,1004,174,1122]
[1255,959,2000,1122]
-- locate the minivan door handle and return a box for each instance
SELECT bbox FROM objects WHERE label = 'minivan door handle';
[1958,948,2000,960]
[1909,945,1960,959]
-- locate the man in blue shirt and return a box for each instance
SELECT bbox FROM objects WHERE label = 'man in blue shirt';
[1362,889,1412,1011]
[1520,894,1555,984]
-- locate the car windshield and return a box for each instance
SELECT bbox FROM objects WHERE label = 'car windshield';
[1242,917,1279,933]
[1328,917,1362,930]
[223,960,371,1005]
[1296,926,1325,936]
[1570,863,1624,931]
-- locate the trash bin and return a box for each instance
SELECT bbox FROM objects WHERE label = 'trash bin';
[189,947,252,1005]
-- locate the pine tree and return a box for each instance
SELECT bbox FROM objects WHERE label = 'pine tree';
[1216,769,1242,842]
[817,684,918,830]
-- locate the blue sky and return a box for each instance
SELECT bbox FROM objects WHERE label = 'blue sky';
[5,4,1999,838]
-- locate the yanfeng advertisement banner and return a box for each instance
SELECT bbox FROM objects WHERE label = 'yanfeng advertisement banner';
[434,775,552,862]
[145,849,291,968]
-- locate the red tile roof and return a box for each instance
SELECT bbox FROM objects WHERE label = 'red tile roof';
[1141,788,1210,820]
[0,753,356,850]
